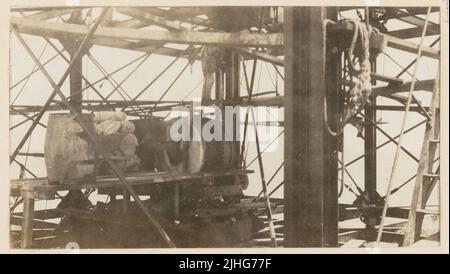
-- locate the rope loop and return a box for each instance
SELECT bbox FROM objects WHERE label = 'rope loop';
[322,19,372,136]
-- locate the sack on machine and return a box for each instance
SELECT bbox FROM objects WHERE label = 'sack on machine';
[44,111,140,185]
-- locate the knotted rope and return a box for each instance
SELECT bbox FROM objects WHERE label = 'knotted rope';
[323,19,373,136]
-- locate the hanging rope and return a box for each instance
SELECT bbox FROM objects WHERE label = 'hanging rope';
[323,19,373,136]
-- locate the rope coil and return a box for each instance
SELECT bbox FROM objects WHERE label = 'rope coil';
[323,19,373,136]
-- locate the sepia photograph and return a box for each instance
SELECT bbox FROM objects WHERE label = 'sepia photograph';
[1,1,448,253]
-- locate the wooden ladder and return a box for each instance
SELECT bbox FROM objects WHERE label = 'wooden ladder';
[402,72,440,246]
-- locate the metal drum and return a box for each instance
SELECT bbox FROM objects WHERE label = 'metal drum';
[132,117,237,173]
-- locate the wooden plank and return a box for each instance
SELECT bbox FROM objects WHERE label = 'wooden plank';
[117,7,187,31]
[233,96,283,107]
[11,170,253,194]
[11,17,284,47]
[235,48,284,66]
[384,33,440,59]
[90,36,189,57]
[328,21,440,59]
[371,72,403,85]
[12,208,65,220]
[11,229,54,240]
[117,9,283,65]
[375,105,429,112]
[10,216,57,229]
[387,27,439,39]
[371,79,435,97]
[386,207,410,219]
[397,15,440,35]
[381,7,440,20]
[112,8,211,30]
[11,6,85,12]
[109,18,148,28]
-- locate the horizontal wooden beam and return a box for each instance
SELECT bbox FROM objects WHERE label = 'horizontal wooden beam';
[116,7,213,31]
[11,6,85,12]
[236,48,284,66]
[328,21,440,59]
[387,27,439,39]
[222,96,284,107]
[384,33,440,59]
[109,17,148,29]
[11,17,284,47]
[9,102,183,115]
[371,79,435,97]
[397,15,440,35]
[116,7,186,31]
[375,105,430,112]
[381,7,440,20]
[90,36,194,58]
[371,72,403,85]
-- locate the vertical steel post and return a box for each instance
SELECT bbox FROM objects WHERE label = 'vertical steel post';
[364,95,378,228]
[364,8,378,227]
[67,10,84,113]
[225,50,241,167]
[284,7,339,247]
[20,197,34,248]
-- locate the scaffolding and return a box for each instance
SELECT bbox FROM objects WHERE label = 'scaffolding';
[8,6,442,248]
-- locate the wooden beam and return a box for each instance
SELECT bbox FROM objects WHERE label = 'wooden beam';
[116,8,278,65]
[328,21,440,59]
[109,18,148,29]
[117,7,187,31]
[236,48,284,66]
[11,17,284,47]
[11,6,85,12]
[26,8,74,21]
[112,7,213,30]
[385,33,440,59]
[371,72,403,85]
[375,105,430,112]
[388,27,439,39]
[380,7,440,20]
[397,15,440,35]
[371,79,435,97]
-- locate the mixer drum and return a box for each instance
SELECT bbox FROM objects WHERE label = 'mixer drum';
[132,117,237,174]
[44,114,96,184]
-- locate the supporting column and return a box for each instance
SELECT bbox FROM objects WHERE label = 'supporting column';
[224,50,241,168]
[21,197,34,248]
[67,10,84,113]
[365,31,378,227]
[364,98,378,227]
[284,7,339,247]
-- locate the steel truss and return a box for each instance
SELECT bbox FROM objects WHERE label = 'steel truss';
[8,6,441,248]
